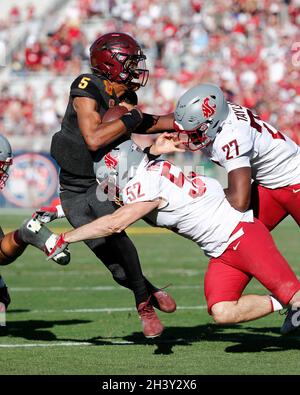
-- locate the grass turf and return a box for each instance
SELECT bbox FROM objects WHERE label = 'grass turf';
[0,213,299,375]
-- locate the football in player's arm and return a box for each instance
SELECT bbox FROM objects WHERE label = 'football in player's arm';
[70,74,174,153]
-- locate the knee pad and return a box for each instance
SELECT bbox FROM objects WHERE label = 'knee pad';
[0,231,27,265]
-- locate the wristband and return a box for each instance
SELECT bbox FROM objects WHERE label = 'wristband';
[120,108,143,132]
[143,146,160,161]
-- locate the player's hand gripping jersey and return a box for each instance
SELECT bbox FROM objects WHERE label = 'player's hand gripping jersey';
[122,160,253,257]
[206,103,300,188]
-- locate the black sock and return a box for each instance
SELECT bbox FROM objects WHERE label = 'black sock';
[106,234,150,305]
[131,279,149,306]
[144,277,159,294]
[92,234,151,305]
[0,276,6,288]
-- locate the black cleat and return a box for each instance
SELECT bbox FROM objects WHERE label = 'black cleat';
[280,306,300,335]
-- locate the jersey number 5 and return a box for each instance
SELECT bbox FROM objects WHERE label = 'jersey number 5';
[78,77,91,89]
[222,139,239,160]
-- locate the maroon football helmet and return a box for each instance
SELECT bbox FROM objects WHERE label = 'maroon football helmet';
[90,32,149,91]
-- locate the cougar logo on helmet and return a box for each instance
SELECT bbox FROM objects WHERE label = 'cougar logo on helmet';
[202,97,216,118]
[104,153,118,170]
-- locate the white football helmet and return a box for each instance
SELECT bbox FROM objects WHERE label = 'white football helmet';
[94,140,147,203]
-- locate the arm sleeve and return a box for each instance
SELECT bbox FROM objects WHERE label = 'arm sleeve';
[122,171,161,205]
[132,114,159,134]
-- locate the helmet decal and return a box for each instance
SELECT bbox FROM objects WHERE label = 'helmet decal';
[104,152,118,170]
[202,97,216,118]
[174,84,229,151]
[94,140,147,202]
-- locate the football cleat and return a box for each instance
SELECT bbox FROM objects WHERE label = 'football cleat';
[151,287,176,313]
[137,298,164,338]
[280,306,300,335]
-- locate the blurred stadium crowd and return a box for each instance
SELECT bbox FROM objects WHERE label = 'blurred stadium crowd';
[1,0,300,146]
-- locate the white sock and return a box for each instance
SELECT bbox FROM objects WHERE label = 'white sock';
[270,295,283,312]
[0,276,6,288]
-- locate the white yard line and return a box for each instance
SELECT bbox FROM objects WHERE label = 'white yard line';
[26,305,207,314]
[0,337,200,348]
[5,268,203,277]
[10,285,201,292]
[0,342,94,348]
[9,282,273,292]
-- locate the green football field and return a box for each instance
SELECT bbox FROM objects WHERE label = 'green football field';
[0,213,299,375]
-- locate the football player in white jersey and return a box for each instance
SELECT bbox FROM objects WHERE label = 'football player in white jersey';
[173,83,300,231]
[47,138,300,336]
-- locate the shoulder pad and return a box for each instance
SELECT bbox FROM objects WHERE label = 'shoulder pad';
[70,74,117,106]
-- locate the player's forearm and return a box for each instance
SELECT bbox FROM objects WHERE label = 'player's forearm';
[64,215,117,243]
[64,202,158,243]
[133,113,175,134]
[84,120,128,151]
[75,98,126,150]
[63,207,137,242]
[64,213,133,243]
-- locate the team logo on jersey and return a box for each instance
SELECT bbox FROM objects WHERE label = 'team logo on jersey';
[1,153,58,208]
[202,97,216,118]
[104,153,118,169]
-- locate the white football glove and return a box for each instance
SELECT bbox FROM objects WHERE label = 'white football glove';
[45,233,69,263]
[34,204,65,223]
